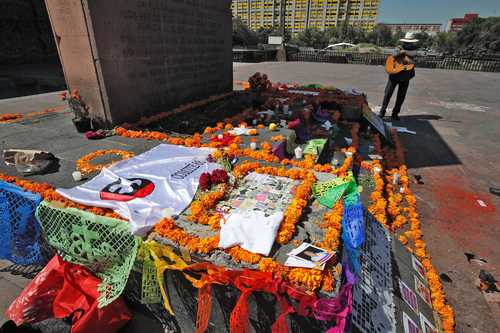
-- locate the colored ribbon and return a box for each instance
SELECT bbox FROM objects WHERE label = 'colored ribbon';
[145,241,355,333]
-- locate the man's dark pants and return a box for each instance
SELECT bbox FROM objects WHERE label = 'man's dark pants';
[380,78,410,117]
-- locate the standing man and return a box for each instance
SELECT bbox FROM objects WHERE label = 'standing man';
[379,32,419,120]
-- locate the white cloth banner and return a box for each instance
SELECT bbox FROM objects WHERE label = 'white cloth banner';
[57,144,221,235]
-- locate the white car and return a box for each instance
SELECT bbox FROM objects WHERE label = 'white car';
[322,43,356,51]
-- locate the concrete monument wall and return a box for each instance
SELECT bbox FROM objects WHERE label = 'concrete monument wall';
[45,0,233,126]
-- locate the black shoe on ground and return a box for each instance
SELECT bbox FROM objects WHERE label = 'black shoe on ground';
[490,187,500,196]
[391,114,401,121]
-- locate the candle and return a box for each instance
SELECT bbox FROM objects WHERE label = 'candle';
[72,171,83,182]
[250,142,257,150]
[392,173,400,185]
[218,134,223,139]
[294,146,303,159]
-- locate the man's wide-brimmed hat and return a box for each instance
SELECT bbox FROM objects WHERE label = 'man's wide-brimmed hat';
[400,32,419,43]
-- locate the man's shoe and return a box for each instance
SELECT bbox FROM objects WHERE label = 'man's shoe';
[391,114,401,121]
[490,187,500,196]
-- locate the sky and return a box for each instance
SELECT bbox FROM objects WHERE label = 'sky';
[377,0,500,26]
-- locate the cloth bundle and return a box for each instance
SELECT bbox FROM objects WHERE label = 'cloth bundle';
[6,255,132,333]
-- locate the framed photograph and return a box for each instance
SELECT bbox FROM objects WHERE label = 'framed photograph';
[403,312,421,333]
[419,313,437,333]
[399,279,419,313]
[412,256,427,280]
[414,276,432,307]
[291,243,332,263]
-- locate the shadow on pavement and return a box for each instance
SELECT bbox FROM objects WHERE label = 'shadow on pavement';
[395,114,462,169]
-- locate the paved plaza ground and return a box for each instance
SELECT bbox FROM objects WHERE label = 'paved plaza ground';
[1,62,499,332]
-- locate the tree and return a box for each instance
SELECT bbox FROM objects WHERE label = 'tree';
[255,27,276,44]
[455,17,500,56]
[292,28,329,49]
[273,26,292,43]
[368,24,393,46]
[391,27,404,46]
[414,32,433,49]
[325,27,339,44]
[433,32,457,54]
[338,21,367,44]
[232,17,257,47]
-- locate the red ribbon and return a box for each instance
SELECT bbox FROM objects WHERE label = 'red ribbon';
[184,264,352,333]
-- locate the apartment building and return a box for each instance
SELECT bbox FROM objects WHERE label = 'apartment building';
[231,0,380,35]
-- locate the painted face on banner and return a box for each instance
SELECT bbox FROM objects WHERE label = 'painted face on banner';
[100,177,155,202]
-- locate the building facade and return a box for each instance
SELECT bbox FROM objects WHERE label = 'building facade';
[231,0,380,35]
[446,13,478,32]
[380,23,442,36]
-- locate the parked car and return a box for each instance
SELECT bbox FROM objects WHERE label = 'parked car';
[322,43,356,51]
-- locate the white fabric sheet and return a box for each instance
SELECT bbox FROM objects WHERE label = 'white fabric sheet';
[57,144,220,236]
[218,210,284,256]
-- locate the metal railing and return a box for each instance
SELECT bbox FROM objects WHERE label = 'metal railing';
[232,49,500,72]
[233,49,278,63]
[287,50,500,72]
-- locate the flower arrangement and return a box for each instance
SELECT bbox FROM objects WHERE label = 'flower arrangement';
[199,173,212,192]
[75,149,135,175]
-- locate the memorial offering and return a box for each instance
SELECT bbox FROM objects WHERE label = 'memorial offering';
[0,76,454,333]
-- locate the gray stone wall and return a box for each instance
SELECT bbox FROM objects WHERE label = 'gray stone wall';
[45,0,233,126]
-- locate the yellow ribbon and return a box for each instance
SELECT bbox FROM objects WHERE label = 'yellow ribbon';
[143,241,199,315]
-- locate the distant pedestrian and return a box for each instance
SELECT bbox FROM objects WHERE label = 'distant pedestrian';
[379,32,418,121]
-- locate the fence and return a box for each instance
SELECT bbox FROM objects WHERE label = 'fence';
[233,49,500,72]
[288,50,500,72]
[233,49,278,63]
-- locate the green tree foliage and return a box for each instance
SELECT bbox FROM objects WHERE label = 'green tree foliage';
[371,24,393,46]
[255,27,276,44]
[391,27,405,46]
[455,17,500,56]
[232,17,257,46]
[232,16,500,55]
[292,28,330,49]
[414,32,433,49]
[433,32,457,54]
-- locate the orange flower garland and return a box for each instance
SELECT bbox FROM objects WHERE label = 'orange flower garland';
[232,162,316,245]
[367,161,388,228]
[153,217,262,264]
[317,201,344,252]
[364,162,455,332]
[154,217,220,255]
[76,149,135,175]
[259,258,324,291]
[188,184,229,229]
[115,124,357,178]
[0,113,23,123]
[396,166,455,332]
[253,166,316,244]
[0,172,123,220]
